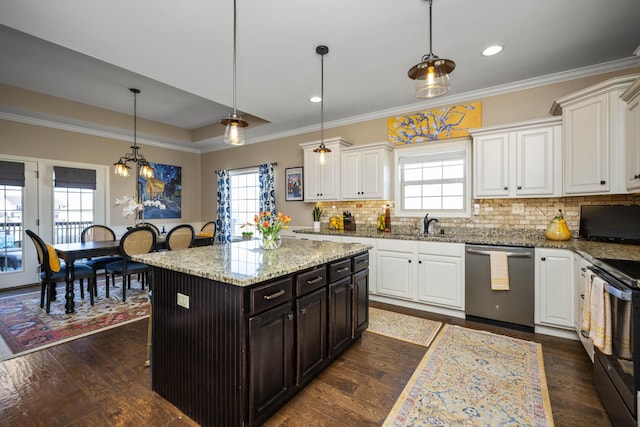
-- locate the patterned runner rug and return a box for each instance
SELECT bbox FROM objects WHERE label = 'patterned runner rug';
[0,280,149,360]
[383,324,554,427]
[367,307,442,347]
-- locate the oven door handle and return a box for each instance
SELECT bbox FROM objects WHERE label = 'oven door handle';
[604,283,632,301]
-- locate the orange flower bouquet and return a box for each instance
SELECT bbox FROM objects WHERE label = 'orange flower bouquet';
[253,211,291,249]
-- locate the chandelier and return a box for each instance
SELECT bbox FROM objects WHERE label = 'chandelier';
[113,88,154,179]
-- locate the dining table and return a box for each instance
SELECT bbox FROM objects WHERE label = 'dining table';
[54,234,213,314]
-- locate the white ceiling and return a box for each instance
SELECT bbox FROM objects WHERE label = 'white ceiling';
[1,0,639,152]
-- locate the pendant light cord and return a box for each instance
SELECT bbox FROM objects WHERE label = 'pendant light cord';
[320,50,324,145]
[428,0,433,56]
[232,0,238,116]
[133,89,137,147]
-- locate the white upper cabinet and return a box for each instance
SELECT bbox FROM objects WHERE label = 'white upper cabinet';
[551,74,638,195]
[621,77,640,192]
[341,142,392,200]
[300,137,353,202]
[471,118,561,198]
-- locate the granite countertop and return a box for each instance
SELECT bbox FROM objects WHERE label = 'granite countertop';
[294,227,640,262]
[131,238,372,286]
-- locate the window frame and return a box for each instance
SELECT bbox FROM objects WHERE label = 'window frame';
[394,138,472,218]
[228,167,260,239]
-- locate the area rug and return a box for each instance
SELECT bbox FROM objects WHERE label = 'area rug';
[367,307,442,347]
[383,324,554,427]
[0,281,149,360]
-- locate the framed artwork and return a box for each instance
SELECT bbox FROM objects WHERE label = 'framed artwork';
[138,162,182,219]
[388,102,482,145]
[285,167,304,201]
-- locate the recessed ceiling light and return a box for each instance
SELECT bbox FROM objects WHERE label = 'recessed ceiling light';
[482,45,503,57]
[310,96,322,103]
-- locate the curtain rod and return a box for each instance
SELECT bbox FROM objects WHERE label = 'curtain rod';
[216,162,277,174]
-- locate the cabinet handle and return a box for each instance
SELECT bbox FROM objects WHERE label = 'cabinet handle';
[408,260,412,263]
[305,277,324,285]
[300,308,307,315]
[263,289,286,300]
[336,267,350,273]
[418,260,422,264]
[517,186,522,190]
[287,313,294,321]
[504,186,508,190]
[541,257,546,261]
[634,174,640,179]
[356,259,368,265]
[600,180,606,185]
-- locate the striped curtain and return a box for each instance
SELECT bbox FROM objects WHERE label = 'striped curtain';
[215,169,231,243]
[258,163,276,214]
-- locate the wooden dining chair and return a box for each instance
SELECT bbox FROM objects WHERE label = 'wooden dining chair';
[138,222,160,236]
[166,224,195,250]
[199,221,216,244]
[105,226,156,302]
[25,229,96,313]
[81,224,122,297]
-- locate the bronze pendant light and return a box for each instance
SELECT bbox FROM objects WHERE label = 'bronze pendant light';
[313,45,331,165]
[408,0,455,98]
[221,0,248,145]
[114,88,155,179]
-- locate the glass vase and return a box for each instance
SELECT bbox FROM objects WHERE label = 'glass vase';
[260,234,282,250]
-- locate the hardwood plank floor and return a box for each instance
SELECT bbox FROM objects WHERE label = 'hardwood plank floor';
[0,298,613,426]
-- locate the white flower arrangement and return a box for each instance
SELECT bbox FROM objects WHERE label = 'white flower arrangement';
[115,195,166,218]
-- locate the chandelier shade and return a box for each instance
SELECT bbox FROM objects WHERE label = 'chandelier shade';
[113,88,154,179]
[408,0,455,98]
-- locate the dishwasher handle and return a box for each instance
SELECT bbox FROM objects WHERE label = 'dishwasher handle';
[465,248,533,258]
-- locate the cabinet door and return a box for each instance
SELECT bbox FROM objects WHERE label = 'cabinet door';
[352,269,369,338]
[361,149,384,198]
[303,148,322,201]
[249,302,295,425]
[535,248,574,329]
[341,151,362,200]
[296,288,327,387]
[303,145,339,201]
[563,93,610,194]
[626,94,640,191]
[376,250,414,299]
[515,127,556,196]
[328,277,352,358]
[474,132,510,197]
[417,254,463,309]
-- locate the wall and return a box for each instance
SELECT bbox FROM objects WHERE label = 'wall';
[0,113,202,228]
[203,67,640,229]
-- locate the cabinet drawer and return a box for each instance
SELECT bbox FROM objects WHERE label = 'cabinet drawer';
[250,277,293,315]
[329,258,352,282]
[352,253,369,273]
[296,266,327,296]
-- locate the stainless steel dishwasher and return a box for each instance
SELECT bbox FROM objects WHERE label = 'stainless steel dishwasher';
[465,244,535,331]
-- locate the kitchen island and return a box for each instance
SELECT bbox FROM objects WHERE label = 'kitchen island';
[132,238,372,427]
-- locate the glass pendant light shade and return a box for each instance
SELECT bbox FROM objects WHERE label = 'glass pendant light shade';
[408,0,455,99]
[139,161,155,179]
[221,113,248,146]
[409,54,455,98]
[313,143,330,165]
[114,161,130,177]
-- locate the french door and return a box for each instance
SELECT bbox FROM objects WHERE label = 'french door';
[0,160,38,289]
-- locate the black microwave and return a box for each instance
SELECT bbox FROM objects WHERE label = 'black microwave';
[579,205,640,244]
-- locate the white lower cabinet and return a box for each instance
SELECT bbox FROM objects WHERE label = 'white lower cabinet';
[376,240,416,300]
[417,242,464,310]
[535,248,574,330]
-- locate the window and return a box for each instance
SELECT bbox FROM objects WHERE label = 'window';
[395,139,471,217]
[229,168,260,237]
[53,187,95,243]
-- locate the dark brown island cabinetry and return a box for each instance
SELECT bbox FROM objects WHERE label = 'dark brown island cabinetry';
[149,249,369,427]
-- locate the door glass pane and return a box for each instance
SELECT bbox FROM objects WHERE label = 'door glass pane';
[0,185,24,273]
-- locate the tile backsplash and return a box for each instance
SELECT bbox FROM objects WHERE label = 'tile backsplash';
[315,194,640,234]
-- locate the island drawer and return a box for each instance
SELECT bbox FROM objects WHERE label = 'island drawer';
[352,253,369,273]
[329,258,352,282]
[296,266,327,296]
[249,277,293,315]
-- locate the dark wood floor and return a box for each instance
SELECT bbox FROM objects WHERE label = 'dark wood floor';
[0,298,613,426]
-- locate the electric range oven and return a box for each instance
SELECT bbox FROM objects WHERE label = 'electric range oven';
[580,205,640,427]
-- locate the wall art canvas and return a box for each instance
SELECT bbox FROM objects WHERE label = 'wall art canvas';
[285,167,304,201]
[138,162,182,219]
[387,102,482,145]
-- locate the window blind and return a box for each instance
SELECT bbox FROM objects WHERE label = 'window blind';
[53,166,97,189]
[0,161,25,186]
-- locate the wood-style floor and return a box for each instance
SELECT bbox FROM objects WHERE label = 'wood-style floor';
[0,297,613,426]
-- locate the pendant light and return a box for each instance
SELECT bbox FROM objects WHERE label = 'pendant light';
[408,0,455,98]
[114,88,155,179]
[313,45,330,165]
[221,0,248,145]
